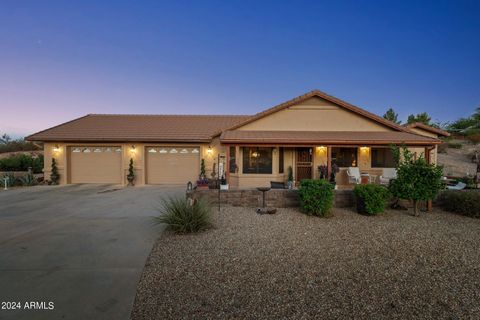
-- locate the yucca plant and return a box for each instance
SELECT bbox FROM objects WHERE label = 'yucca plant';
[20,173,37,186]
[154,197,212,233]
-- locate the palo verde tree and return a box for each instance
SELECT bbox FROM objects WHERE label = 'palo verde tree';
[389,146,443,216]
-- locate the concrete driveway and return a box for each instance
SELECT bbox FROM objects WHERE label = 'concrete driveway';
[0,184,183,320]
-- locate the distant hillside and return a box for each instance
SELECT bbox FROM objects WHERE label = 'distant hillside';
[437,139,479,177]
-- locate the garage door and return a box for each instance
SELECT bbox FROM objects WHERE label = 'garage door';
[146,147,200,185]
[69,146,122,184]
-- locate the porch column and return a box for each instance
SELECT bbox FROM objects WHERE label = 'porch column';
[327,146,332,178]
[226,144,230,182]
[425,146,433,212]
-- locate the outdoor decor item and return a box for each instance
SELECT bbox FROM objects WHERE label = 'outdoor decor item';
[256,187,277,214]
[127,158,135,186]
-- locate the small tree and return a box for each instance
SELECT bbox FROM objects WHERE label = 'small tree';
[389,147,443,216]
[50,158,60,185]
[383,108,401,124]
[200,159,206,178]
[127,158,135,186]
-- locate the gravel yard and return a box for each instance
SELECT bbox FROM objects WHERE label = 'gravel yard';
[132,207,480,319]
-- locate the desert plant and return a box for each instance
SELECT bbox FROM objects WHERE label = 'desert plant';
[154,197,213,233]
[353,184,391,215]
[298,179,334,217]
[389,147,443,216]
[50,158,60,185]
[2,172,18,187]
[437,190,480,218]
[20,172,37,186]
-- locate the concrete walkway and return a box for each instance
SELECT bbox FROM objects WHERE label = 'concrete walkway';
[0,184,183,320]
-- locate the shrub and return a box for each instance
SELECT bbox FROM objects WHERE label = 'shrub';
[353,184,391,215]
[447,142,462,149]
[466,133,480,144]
[50,158,60,185]
[154,197,212,233]
[298,179,334,217]
[0,154,43,173]
[438,190,480,218]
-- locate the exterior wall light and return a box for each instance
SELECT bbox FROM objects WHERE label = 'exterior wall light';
[53,145,60,153]
[207,146,213,155]
[360,146,370,154]
[130,145,136,153]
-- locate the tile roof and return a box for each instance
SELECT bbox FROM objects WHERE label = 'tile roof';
[27,114,252,142]
[405,122,450,137]
[220,130,441,145]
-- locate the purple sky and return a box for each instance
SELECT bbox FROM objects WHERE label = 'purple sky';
[1,1,479,137]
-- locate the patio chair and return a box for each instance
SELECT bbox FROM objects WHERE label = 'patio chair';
[447,182,467,190]
[347,167,361,184]
[379,168,397,186]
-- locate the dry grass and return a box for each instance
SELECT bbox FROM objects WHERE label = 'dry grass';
[132,207,480,319]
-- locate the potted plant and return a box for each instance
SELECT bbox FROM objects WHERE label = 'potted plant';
[197,159,209,189]
[329,163,339,189]
[127,158,135,186]
[50,158,60,185]
[287,166,293,189]
[318,165,328,179]
[220,175,228,190]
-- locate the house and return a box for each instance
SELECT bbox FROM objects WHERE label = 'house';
[27,90,448,188]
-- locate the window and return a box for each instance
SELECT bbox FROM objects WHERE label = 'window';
[242,147,273,174]
[371,148,396,168]
[229,146,236,173]
[278,147,284,174]
[331,147,357,167]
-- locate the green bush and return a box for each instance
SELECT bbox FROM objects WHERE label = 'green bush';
[0,154,43,173]
[154,197,212,233]
[447,142,462,149]
[438,191,480,218]
[298,179,334,217]
[353,184,391,215]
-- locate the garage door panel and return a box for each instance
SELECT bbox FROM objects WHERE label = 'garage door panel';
[70,147,122,184]
[146,147,199,185]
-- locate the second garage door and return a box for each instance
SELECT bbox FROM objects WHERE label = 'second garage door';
[146,146,200,185]
[69,146,122,184]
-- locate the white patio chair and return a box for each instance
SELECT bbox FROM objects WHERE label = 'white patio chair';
[447,182,467,190]
[379,168,397,186]
[347,167,361,184]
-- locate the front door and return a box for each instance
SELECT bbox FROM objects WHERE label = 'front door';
[296,147,313,182]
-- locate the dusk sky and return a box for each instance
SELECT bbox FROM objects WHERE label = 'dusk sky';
[1,1,479,137]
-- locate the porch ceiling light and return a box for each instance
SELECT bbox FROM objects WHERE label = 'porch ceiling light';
[360,146,370,153]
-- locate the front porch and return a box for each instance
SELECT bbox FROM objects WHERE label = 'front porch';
[224,144,436,190]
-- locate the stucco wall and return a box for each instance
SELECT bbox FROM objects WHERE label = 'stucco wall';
[237,97,392,132]
[43,142,220,185]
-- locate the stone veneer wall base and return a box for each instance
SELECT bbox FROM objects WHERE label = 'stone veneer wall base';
[186,189,354,208]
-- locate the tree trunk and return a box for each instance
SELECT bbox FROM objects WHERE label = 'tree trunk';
[413,200,419,216]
